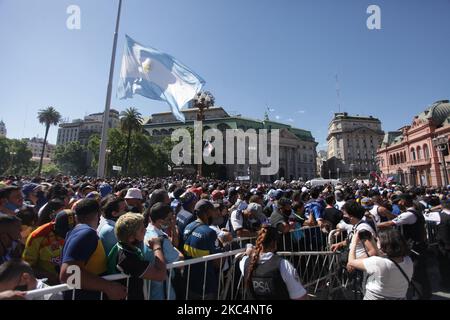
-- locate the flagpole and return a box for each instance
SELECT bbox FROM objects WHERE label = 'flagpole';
[97,0,123,178]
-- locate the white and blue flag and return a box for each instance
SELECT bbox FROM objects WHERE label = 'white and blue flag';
[118,35,205,122]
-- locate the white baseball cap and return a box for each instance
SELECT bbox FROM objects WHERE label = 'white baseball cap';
[124,188,143,200]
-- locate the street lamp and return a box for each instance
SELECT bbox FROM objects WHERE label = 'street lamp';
[328,169,331,179]
[337,167,340,180]
[350,163,355,180]
[105,149,111,177]
[432,135,449,186]
[192,91,215,178]
[9,151,16,174]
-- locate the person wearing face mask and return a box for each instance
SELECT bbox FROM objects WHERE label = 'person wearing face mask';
[143,202,183,300]
[0,215,24,265]
[209,202,233,248]
[0,259,62,300]
[21,183,41,209]
[2,186,24,215]
[183,200,222,300]
[124,188,144,213]
[109,213,167,300]
[331,200,378,299]
[331,200,378,258]
[97,196,127,256]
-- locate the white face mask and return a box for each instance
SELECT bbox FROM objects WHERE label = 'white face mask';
[160,223,169,231]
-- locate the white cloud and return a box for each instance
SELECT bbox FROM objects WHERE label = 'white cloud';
[296,110,306,114]
[287,118,294,122]
[275,115,280,120]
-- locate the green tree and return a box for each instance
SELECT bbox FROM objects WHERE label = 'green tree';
[37,107,61,176]
[0,136,10,174]
[54,141,87,175]
[120,107,143,175]
[40,163,61,177]
[87,134,101,173]
[5,139,33,175]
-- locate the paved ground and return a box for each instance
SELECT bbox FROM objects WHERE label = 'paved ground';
[427,248,450,300]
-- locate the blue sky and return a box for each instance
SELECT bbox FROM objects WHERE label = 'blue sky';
[0,0,449,151]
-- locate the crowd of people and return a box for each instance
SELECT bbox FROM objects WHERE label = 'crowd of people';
[0,174,449,300]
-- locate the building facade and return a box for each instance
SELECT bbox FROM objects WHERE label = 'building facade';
[316,150,327,177]
[24,137,56,165]
[377,100,450,187]
[144,107,317,182]
[56,109,120,146]
[0,120,6,137]
[327,112,384,179]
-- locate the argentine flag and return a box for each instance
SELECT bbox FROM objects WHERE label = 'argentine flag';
[118,35,205,122]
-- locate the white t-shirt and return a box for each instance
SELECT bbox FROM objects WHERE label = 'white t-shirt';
[393,209,417,226]
[335,200,346,211]
[363,256,413,299]
[350,220,376,259]
[369,205,381,224]
[230,209,244,231]
[425,209,450,225]
[239,252,307,299]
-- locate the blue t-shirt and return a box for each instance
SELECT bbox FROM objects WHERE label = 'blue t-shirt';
[97,217,117,257]
[61,224,107,300]
[143,225,180,300]
[183,220,219,295]
[176,208,196,250]
[392,204,401,216]
[304,199,324,220]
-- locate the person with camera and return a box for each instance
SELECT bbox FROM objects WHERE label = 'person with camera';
[331,200,378,298]
[378,193,431,299]
[346,228,413,300]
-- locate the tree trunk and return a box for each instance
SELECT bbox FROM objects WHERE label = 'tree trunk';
[38,125,50,176]
[124,127,132,175]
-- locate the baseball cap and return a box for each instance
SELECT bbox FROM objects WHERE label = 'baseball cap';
[274,190,284,200]
[360,197,373,209]
[86,191,101,200]
[54,210,76,238]
[211,189,225,200]
[80,183,95,192]
[247,202,262,216]
[180,191,197,205]
[194,199,214,215]
[189,187,203,198]
[99,183,113,198]
[22,183,41,197]
[124,188,143,200]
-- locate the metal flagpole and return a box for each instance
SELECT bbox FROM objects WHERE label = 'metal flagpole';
[97,0,123,178]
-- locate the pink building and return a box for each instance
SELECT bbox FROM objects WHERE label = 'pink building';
[377,100,450,187]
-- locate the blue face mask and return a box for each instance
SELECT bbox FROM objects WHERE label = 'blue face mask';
[5,202,19,212]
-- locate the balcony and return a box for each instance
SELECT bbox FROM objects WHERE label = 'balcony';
[406,158,431,167]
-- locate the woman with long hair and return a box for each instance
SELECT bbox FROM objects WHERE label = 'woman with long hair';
[347,228,414,300]
[239,225,307,300]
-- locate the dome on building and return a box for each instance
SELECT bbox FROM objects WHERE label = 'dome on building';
[423,100,450,126]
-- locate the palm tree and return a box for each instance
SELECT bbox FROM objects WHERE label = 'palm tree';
[37,107,61,176]
[120,107,143,175]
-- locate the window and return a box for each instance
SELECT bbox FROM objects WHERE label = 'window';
[423,144,430,159]
[416,146,422,160]
[411,148,416,161]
